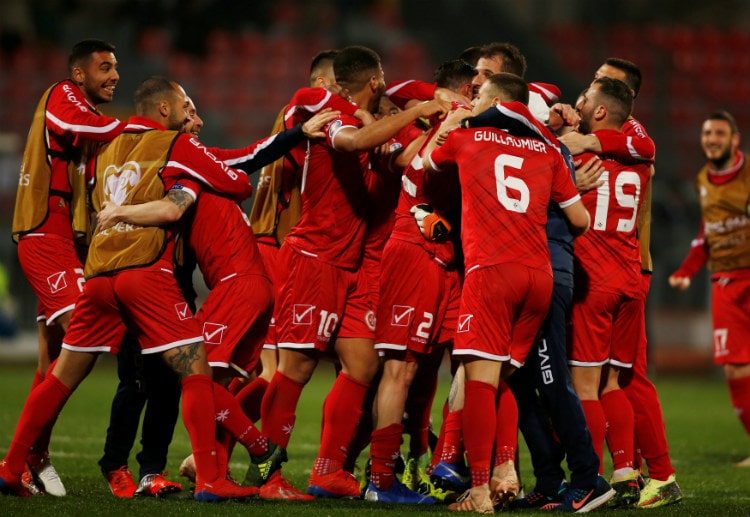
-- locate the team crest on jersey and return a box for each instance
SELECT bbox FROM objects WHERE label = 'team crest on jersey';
[391,305,415,327]
[102,160,141,206]
[293,304,315,325]
[203,322,226,344]
[457,314,474,333]
[174,302,192,321]
[327,119,343,139]
[47,271,67,293]
[365,310,376,331]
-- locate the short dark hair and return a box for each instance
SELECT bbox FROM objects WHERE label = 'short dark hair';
[333,45,381,93]
[309,49,339,85]
[68,39,116,73]
[458,46,482,67]
[705,110,739,134]
[479,42,527,78]
[433,59,477,91]
[603,57,642,97]
[485,72,529,105]
[592,76,633,126]
[134,76,177,116]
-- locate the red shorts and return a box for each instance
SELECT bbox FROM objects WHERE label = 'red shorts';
[375,239,461,356]
[257,242,279,349]
[196,274,273,374]
[17,235,85,325]
[62,265,202,355]
[274,245,358,352]
[338,256,377,340]
[569,289,642,367]
[453,263,552,367]
[711,270,750,364]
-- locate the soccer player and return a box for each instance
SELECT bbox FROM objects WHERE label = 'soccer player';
[566,77,653,507]
[669,110,750,469]
[10,39,126,497]
[364,58,475,505]
[424,73,590,513]
[258,45,449,499]
[101,95,338,501]
[456,103,615,512]
[241,50,375,430]
[561,57,682,509]
[0,77,261,501]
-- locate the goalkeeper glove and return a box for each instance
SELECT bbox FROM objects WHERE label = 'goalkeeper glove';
[410,204,451,241]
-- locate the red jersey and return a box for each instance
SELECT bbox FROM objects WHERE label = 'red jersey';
[573,138,652,298]
[428,126,580,275]
[597,120,655,163]
[186,193,267,290]
[283,112,371,270]
[364,123,423,263]
[14,80,125,240]
[390,124,459,266]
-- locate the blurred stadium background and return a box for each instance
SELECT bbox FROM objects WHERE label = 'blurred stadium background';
[2,0,748,369]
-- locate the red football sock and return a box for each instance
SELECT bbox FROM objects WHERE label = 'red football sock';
[581,399,606,474]
[28,368,53,459]
[315,372,369,475]
[369,423,404,489]
[181,374,219,484]
[464,380,495,487]
[623,365,674,479]
[440,409,464,464]
[215,428,233,478]
[728,375,750,436]
[235,376,269,423]
[601,389,635,471]
[213,383,267,457]
[5,373,71,477]
[345,382,376,473]
[429,400,449,472]
[227,377,245,395]
[494,380,517,466]
[261,370,304,448]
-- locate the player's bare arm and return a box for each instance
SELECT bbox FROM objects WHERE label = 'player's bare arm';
[96,188,195,230]
[334,98,450,152]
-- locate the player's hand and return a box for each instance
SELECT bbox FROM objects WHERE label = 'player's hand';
[97,201,121,231]
[434,87,472,109]
[417,98,452,119]
[354,108,375,126]
[435,105,472,145]
[302,108,340,139]
[410,204,451,240]
[550,103,580,132]
[574,155,605,193]
[668,275,691,290]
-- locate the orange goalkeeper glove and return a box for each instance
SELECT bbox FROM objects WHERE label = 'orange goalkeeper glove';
[410,204,451,241]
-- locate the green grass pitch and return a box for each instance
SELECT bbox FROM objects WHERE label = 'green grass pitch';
[1,357,749,516]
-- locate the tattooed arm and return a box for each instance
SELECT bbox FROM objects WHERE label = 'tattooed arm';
[97,188,196,231]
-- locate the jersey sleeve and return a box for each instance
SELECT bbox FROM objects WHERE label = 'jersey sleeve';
[596,120,656,163]
[284,87,358,127]
[671,222,709,279]
[208,125,305,174]
[385,80,437,110]
[165,135,253,201]
[46,82,125,145]
[427,131,460,172]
